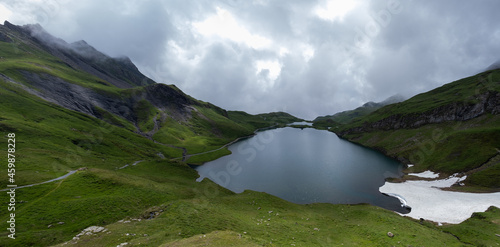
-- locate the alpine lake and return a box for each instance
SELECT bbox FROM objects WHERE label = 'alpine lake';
[196,126,410,213]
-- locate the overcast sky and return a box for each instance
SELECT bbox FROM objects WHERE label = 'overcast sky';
[1,0,500,119]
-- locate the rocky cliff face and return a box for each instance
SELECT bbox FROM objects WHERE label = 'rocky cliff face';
[340,90,500,135]
[14,71,201,124]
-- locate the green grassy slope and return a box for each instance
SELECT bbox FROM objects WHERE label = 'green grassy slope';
[334,70,500,189]
[345,70,500,128]
[314,103,382,125]
[443,206,500,246]
[313,95,405,127]
[0,79,183,186]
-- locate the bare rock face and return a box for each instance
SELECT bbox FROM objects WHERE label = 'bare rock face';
[0,31,12,42]
[16,71,199,124]
[340,91,500,136]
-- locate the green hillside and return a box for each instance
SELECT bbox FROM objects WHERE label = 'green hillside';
[313,95,406,127]
[334,70,500,189]
[315,104,380,124]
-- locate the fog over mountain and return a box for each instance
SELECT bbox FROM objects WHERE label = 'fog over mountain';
[1,0,500,119]
[486,60,500,71]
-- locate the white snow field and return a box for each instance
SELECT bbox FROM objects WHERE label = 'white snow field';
[380,174,500,224]
[408,170,439,178]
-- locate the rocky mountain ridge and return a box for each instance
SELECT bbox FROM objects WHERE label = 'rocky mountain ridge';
[339,90,500,136]
[1,21,154,88]
[0,21,228,127]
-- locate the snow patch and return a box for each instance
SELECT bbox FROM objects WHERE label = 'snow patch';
[380,174,500,224]
[408,170,439,178]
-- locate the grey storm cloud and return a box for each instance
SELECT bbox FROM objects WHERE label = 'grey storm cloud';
[2,0,500,119]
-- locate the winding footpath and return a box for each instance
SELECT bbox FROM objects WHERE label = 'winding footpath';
[117,160,144,170]
[1,159,146,191]
[0,170,77,191]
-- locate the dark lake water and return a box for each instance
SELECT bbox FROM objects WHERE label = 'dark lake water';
[196,127,409,213]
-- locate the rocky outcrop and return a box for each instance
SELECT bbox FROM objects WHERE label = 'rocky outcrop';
[0,31,12,43]
[14,71,198,124]
[340,91,500,135]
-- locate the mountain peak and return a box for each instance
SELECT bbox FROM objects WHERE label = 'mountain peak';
[1,21,155,88]
[23,23,44,33]
[22,22,69,48]
[71,40,88,46]
[380,94,406,105]
[115,55,133,63]
[69,39,108,60]
[362,101,379,108]
[3,20,18,29]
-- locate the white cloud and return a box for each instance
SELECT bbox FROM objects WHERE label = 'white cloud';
[255,59,282,91]
[314,0,360,22]
[193,7,272,50]
[0,3,13,23]
[167,40,201,67]
[279,47,289,57]
[301,44,315,62]
[256,60,282,81]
